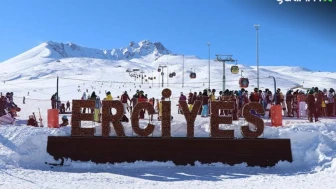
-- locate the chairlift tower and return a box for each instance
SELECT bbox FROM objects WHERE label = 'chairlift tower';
[215,54,236,92]
[140,70,145,84]
[158,64,167,87]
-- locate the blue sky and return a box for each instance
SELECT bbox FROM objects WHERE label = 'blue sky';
[0,0,335,71]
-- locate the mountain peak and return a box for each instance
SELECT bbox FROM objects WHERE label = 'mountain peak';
[33,40,172,60]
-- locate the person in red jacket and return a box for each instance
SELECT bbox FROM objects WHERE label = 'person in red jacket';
[27,115,38,127]
[121,91,131,114]
[249,88,260,102]
[138,92,147,119]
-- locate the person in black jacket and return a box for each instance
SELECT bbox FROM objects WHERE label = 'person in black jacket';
[286,90,293,117]
[306,90,318,122]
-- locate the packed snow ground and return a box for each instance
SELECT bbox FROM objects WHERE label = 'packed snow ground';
[0,41,336,188]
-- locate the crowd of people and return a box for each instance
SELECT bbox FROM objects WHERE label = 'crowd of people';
[77,89,155,122]
[176,87,336,123]
[26,85,336,127]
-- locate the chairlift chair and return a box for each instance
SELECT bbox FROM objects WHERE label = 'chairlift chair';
[231,60,239,74]
[189,68,196,79]
[231,66,239,74]
[190,72,196,79]
[239,78,249,88]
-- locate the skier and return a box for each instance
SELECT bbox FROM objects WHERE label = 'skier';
[23,96,25,104]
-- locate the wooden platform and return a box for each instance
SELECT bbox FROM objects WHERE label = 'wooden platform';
[46,136,293,167]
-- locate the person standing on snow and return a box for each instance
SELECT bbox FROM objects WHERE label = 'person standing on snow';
[201,90,209,117]
[104,91,113,114]
[314,87,323,118]
[51,93,57,109]
[121,91,131,114]
[306,90,317,122]
[286,90,293,117]
[66,101,70,111]
[187,92,194,111]
[81,92,87,113]
[178,92,187,114]
[327,89,335,117]
[94,96,102,122]
[138,91,147,119]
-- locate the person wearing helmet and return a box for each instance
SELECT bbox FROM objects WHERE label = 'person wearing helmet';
[60,115,69,127]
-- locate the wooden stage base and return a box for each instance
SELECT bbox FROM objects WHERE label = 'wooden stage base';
[47,136,292,167]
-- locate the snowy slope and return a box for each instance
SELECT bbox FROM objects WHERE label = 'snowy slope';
[0,41,336,188]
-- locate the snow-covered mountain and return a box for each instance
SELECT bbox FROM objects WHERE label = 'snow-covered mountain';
[1,40,172,64]
[0,40,336,189]
[0,39,335,93]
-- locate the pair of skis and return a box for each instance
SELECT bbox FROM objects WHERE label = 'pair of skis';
[32,108,44,127]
